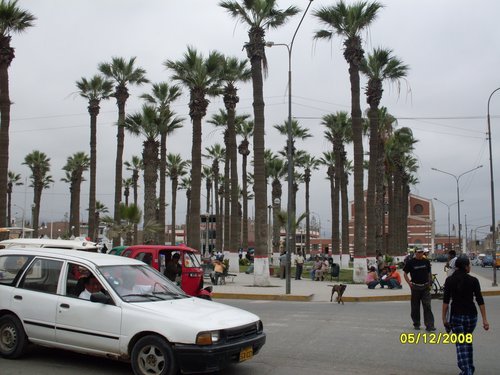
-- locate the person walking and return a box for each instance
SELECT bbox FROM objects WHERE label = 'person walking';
[442,257,489,375]
[403,248,436,331]
[294,250,305,280]
[445,249,457,277]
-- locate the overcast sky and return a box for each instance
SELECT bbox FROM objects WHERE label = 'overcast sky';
[7,0,500,242]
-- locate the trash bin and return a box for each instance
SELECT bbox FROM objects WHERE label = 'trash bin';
[331,263,340,278]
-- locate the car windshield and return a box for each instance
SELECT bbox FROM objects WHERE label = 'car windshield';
[98,264,188,302]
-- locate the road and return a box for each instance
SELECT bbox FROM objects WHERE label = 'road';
[1,297,499,375]
[471,264,498,282]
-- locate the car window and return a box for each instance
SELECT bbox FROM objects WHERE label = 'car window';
[100,264,186,302]
[122,249,133,258]
[19,258,63,294]
[184,252,201,268]
[65,263,91,297]
[135,252,153,266]
[0,255,32,286]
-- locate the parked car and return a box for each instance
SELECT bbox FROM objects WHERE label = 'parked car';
[120,244,212,299]
[481,255,494,267]
[0,248,265,374]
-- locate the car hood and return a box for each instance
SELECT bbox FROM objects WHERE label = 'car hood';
[121,297,260,343]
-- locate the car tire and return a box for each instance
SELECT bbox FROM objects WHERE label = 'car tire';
[131,335,177,375]
[0,314,28,359]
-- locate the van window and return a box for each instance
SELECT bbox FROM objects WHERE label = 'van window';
[19,258,63,294]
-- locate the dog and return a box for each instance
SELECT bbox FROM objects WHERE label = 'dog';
[328,284,347,304]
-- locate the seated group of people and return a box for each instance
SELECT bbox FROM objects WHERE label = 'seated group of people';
[365,265,402,289]
[311,256,330,281]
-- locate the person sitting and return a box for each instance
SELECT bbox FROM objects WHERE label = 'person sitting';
[382,265,402,289]
[315,258,329,281]
[210,259,225,285]
[165,253,181,282]
[311,256,322,280]
[365,266,380,289]
[79,275,102,300]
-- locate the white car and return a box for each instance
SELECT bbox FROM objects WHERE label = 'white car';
[0,248,265,374]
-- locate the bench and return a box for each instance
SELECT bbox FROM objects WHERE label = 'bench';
[219,272,237,285]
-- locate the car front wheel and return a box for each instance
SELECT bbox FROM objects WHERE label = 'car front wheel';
[0,314,28,359]
[131,335,177,375]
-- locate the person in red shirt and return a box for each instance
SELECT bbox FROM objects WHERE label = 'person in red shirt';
[386,265,402,289]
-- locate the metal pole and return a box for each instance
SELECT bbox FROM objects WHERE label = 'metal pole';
[487,87,499,287]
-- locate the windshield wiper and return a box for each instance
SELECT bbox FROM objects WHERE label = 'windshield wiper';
[121,293,163,300]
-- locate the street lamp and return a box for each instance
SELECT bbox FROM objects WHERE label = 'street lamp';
[431,165,483,252]
[433,198,463,249]
[267,204,272,262]
[266,0,313,295]
[487,87,499,287]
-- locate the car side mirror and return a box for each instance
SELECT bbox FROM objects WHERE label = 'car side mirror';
[90,291,112,304]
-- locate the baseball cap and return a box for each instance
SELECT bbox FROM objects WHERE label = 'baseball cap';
[416,249,424,253]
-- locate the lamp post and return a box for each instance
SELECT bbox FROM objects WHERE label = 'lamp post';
[431,165,483,252]
[267,204,272,262]
[266,0,313,295]
[487,87,499,287]
[433,198,463,250]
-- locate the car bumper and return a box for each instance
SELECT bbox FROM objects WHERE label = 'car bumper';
[173,333,266,373]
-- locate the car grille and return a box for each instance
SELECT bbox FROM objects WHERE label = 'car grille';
[224,322,260,342]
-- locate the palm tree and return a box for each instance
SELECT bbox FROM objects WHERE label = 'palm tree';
[94,200,108,237]
[0,0,35,226]
[124,105,164,244]
[140,82,183,244]
[6,170,22,226]
[123,177,133,206]
[61,152,90,237]
[204,143,225,250]
[76,75,113,241]
[165,46,222,251]
[22,150,52,238]
[101,203,142,246]
[98,57,148,246]
[297,153,320,257]
[322,112,352,259]
[236,119,253,251]
[179,176,192,244]
[219,55,251,254]
[166,153,190,245]
[314,1,382,271]
[124,155,143,244]
[360,47,409,257]
[385,127,417,255]
[266,156,286,254]
[220,0,299,284]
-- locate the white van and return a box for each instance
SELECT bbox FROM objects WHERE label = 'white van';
[0,238,98,252]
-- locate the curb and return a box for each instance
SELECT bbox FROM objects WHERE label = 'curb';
[212,292,313,302]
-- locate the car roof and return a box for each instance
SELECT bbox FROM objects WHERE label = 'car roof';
[124,244,199,253]
[0,247,142,267]
[0,238,98,250]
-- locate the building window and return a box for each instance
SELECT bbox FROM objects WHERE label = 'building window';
[413,204,423,214]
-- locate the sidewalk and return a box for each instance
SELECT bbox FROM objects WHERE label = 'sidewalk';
[210,265,500,302]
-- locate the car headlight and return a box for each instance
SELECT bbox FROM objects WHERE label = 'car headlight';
[196,331,220,345]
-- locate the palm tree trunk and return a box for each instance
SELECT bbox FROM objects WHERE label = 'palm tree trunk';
[143,140,159,243]
[241,153,249,251]
[113,88,128,247]
[366,106,379,257]
[387,174,395,255]
[33,185,42,238]
[0,36,13,227]
[171,178,178,244]
[223,133,230,252]
[132,172,138,244]
[340,157,350,259]
[350,62,366,260]
[375,137,386,254]
[227,106,240,254]
[74,180,82,236]
[189,116,202,251]
[246,29,269,285]
[158,133,167,244]
[88,102,99,241]
[304,169,311,256]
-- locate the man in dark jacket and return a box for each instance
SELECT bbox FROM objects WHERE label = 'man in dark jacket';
[403,248,435,331]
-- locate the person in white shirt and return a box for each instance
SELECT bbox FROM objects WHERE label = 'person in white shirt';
[445,250,457,277]
[79,276,102,300]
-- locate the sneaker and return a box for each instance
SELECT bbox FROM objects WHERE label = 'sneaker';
[413,325,420,330]
[425,327,436,332]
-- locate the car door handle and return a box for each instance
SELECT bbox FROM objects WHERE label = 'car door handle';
[14,295,22,300]
[60,303,70,309]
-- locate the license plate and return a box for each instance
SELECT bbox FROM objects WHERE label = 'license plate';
[239,346,253,362]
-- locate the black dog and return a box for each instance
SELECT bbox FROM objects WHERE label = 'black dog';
[328,284,347,304]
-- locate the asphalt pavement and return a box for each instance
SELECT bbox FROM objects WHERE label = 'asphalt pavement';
[211,264,500,302]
